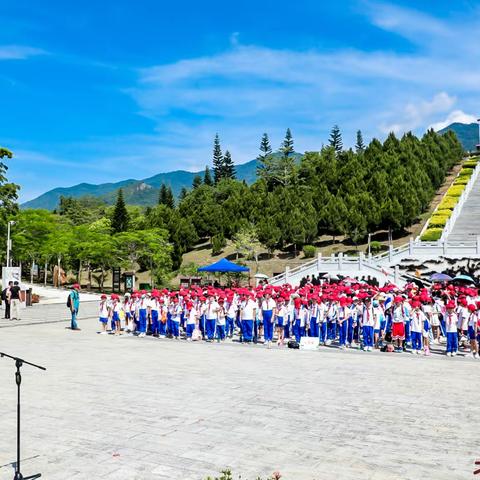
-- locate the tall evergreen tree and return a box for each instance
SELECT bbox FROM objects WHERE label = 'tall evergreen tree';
[203,166,213,186]
[179,187,188,200]
[280,128,294,158]
[258,133,272,162]
[158,184,168,205]
[164,186,175,209]
[111,189,129,234]
[192,175,202,189]
[355,130,365,153]
[212,133,223,183]
[222,150,236,179]
[276,128,296,186]
[256,133,276,188]
[329,125,343,155]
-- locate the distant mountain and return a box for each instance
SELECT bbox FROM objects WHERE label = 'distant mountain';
[22,153,302,210]
[438,122,479,152]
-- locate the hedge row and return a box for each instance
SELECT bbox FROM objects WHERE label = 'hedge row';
[446,185,465,197]
[437,196,459,211]
[422,158,477,241]
[428,214,449,228]
[420,228,443,241]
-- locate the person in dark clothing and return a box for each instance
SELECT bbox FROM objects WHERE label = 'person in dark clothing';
[2,281,13,319]
[10,281,21,320]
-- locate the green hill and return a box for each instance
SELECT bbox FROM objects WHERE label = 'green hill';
[438,122,479,152]
[22,153,302,210]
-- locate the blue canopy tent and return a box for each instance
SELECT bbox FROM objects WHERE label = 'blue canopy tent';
[198,258,250,273]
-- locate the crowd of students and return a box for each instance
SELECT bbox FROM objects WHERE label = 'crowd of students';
[96,280,480,358]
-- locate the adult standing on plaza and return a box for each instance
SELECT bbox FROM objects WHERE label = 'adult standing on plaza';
[9,281,21,321]
[2,280,12,319]
[68,283,81,331]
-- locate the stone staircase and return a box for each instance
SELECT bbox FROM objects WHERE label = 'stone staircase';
[446,166,480,242]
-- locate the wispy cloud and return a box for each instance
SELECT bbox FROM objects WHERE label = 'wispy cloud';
[0,44,47,60]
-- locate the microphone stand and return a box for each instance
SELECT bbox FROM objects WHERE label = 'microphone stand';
[0,352,46,480]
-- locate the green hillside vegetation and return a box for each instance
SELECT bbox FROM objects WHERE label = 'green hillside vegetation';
[4,127,464,287]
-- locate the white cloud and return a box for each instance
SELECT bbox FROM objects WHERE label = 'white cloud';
[381,92,457,134]
[430,110,479,131]
[0,45,47,60]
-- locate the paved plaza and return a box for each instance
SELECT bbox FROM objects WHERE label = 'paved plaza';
[0,304,479,480]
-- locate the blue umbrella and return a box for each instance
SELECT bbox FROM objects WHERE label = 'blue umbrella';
[430,273,453,282]
[453,274,475,283]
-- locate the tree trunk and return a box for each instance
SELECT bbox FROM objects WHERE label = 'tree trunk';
[100,268,105,290]
[44,262,48,286]
[87,264,92,291]
[77,260,82,284]
[30,260,34,285]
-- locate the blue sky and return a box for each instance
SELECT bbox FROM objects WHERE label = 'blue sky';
[1,0,479,201]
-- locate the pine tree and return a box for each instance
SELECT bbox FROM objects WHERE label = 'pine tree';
[179,187,188,200]
[192,175,202,189]
[212,133,223,183]
[329,125,343,155]
[276,128,296,187]
[355,130,365,153]
[280,128,294,158]
[256,133,276,188]
[158,184,168,205]
[203,166,213,186]
[222,150,236,179]
[165,186,175,209]
[111,189,129,234]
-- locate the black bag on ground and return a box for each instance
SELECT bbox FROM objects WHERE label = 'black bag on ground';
[288,340,300,349]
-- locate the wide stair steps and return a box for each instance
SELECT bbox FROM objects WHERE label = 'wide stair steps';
[447,171,480,243]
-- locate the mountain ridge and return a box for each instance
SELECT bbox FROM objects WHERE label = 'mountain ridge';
[22,160,260,210]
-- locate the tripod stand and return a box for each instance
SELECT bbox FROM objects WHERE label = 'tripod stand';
[0,352,46,480]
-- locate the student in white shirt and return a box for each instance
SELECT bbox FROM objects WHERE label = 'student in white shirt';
[467,303,478,358]
[185,301,198,341]
[410,301,425,354]
[362,297,375,352]
[170,297,183,340]
[216,298,227,341]
[204,295,219,341]
[240,294,256,343]
[98,294,109,334]
[275,297,287,346]
[445,301,459,356]
[261,293,276,346]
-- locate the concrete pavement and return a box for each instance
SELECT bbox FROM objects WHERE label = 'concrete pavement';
[0,304,478,480]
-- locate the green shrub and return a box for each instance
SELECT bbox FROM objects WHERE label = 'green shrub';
[303,245,316,258]
[428,214,448,228]
[446,185,465,197]
[462,160,478,168]
[438,196,459,210]
[435,209,452,217]
[211,234,226,255]
[458,168,474,178]
[454,177,469,185]
[420,228,443,241]
[369,240,384,254]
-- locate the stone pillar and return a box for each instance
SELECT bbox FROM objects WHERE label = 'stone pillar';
[317,252,322,270]
[389,245,393,262]
[359,252,364,271]
[338,252,343,271]
[409,237,414,256]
